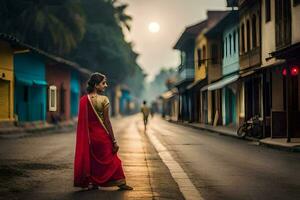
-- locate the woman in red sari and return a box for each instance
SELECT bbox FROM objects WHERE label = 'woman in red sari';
[74,72,133,190]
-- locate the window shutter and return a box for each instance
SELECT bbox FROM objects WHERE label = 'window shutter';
[49,85,57,112]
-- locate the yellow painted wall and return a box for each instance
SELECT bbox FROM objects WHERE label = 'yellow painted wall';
[207,39,222,83]
[194,32,207,81]
[0,41,14,121]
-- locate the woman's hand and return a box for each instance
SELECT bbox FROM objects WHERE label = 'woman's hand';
[112,142,119,154]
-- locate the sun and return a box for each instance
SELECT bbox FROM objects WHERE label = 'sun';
[148,22,160,33]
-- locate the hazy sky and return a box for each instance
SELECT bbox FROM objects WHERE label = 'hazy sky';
[121,0,227,81]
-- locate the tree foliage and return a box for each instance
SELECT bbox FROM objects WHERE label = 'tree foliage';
[68,0,142,87]
[0,0,85,54]
[0,0,145,92]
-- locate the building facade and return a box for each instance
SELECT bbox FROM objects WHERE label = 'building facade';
[14,52,47,122]
[266,0,300,139]
[0,41,15,122]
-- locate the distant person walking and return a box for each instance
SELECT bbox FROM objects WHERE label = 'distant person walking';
[74,72,133,191]
[141,100,150,130]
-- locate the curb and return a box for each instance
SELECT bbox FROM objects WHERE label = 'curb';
[259,141,300,152]
[0,123,76,139]
[167,120,240,139]
[166,119,299,152]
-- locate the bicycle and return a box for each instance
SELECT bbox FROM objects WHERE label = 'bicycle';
[237,115,262,138]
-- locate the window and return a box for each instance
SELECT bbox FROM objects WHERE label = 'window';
[265,0,271,22]
[229,34,232,56]
[49,85,57,111]
[197,48,202,67]
[233,31,236,53]
[211,44,218,64]
[181,51,186,66]
[225,38,227,57]
[246,20,251,51]
[241,24,245,53]
[252,15,257,48]
[222,39,224,59]
[202,45,206,64]
[275,0,291,48]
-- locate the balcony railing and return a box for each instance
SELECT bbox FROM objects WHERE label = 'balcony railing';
[179,68,195,80]
[239,47,261,70]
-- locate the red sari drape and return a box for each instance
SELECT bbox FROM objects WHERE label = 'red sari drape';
[74,95,125,188]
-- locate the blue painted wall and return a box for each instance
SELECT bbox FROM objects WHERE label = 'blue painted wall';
[222,18,239,76]
[221,13,239,125]
[14,53,47,122]
[70,70,80,117]
[120,90,131,114]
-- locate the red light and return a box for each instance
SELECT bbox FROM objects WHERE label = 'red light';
[282,68,287,76]
[291,66,299,76]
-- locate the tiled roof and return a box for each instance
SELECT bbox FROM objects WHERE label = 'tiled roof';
[0,33,91,77]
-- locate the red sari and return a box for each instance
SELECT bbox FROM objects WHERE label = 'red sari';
[74,95,125,188]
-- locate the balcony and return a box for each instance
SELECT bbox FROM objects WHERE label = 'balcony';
[179,68,194,80]
[239,47,261,70]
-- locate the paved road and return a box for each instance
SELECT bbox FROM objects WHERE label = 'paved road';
[148,116,300,200]
[0,115,184,200]
[1,115,300,200]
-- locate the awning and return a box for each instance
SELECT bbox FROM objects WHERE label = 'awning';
[15,74,48,86]
[207,74,239,91]
[186,78,206,90]
[201,85,208,91]
[161,88,178,99]
[33,80,48,86]
[15,76,33,86]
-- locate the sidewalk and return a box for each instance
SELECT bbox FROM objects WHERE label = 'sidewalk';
[169,120,300,152]
[0,120,76,139]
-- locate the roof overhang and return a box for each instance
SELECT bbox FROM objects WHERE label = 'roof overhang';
[270,42,300,60]
[0,33,91,77]
[207,74,239,91]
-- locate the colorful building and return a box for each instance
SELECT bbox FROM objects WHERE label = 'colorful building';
[205,11,240,127]
[46,63,71,122]
[45,58,90,123]
[173,22,197,122]
[0,34,90,126]
[194,11,229,125]
[14,52,47,122]
[119,85,132,115]
[264,0,300,140]
[70,71,81,118]
[0,40,15,122]
[238,0,262,124]
[160,88,179,121]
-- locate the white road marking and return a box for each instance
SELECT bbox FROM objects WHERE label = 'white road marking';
[146,126,204,200]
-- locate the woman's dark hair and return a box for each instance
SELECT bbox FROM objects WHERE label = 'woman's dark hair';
[86,72,106,93]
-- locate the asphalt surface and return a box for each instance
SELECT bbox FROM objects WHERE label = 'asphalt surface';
[148,117,300,200]
[1,114,300,200]
[0,115,184,200]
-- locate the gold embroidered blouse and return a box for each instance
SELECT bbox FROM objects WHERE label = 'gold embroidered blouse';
[89,94,110,122]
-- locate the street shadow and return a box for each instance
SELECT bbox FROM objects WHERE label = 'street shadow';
[69,187,126,200]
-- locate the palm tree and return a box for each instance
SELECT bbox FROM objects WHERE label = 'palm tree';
[112,0,132,31]
[0,0,85,54]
